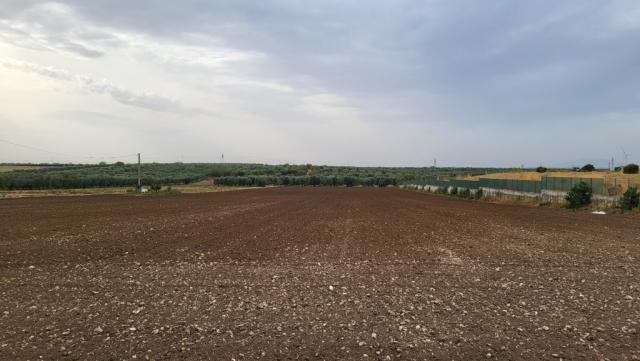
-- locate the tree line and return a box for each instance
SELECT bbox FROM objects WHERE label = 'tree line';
[0,162,508,190]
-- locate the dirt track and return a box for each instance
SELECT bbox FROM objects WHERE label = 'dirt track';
[1,187,639,360]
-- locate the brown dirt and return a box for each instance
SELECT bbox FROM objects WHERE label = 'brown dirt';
[0,185,249,199]
[1,187,639,360]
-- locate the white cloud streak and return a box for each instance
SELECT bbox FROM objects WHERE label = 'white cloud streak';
[0,58,206,114]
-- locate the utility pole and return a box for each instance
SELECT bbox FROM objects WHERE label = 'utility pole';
[433,158,437,168]
[137,153,141,190]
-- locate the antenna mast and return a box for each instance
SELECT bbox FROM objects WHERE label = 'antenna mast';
[137,153,141,190]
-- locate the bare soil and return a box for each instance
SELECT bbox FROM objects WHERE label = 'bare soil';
[0,185,249,199]
[1,187,639,360]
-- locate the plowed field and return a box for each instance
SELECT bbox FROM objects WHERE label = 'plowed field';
[1,187,639,360]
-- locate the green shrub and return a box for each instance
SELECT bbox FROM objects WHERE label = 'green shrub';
[207,167,226,177]
[619,186,639,210]
[474,188,483,200]
[580,164,595,172]
[450,187,458,196]
[344,177,356,187]
[435,187,448,195]
[458,188,471,199]
[536,166,547,173]
[565,182,592,209]
[623,164,639,174]
[150,183,162,192]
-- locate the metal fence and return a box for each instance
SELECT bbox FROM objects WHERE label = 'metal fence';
[403,176,611,195]
[603,176,640,196]
[540,176,606,195]
[478,178,542,193]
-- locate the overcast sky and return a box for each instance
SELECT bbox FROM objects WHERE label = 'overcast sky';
[1,1,639,167]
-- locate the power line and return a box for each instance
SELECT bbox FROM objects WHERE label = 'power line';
[0,138,137,160]
[0,138,68,156]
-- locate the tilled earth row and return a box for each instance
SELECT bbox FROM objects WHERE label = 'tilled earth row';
[0,187,639,360]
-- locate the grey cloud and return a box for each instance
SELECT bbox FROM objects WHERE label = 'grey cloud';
[0,58,74,80]
[2,1,639,165]
[36,0,640,124]
[0,3,107,58]
[5,1,640,120]
[55,38,105,58]
[0,59,207,115]
[0,20,105,58]
[80,78,187,114]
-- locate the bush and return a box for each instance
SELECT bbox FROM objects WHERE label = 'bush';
[344,177,356,187]
[565,181,592,209]
[536,166,547,173]
[310,176,321,186]
[580,164,595,172]
[449,187,458,196]
[207,167,225,177]
[435,187,448,195]
[150,183,162,192]
[458,188,471,199]
[474,188,483,200]
[619,187,639,210]
[623,163,639,174]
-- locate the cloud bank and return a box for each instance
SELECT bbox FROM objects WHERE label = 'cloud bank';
[0,1,639,166]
